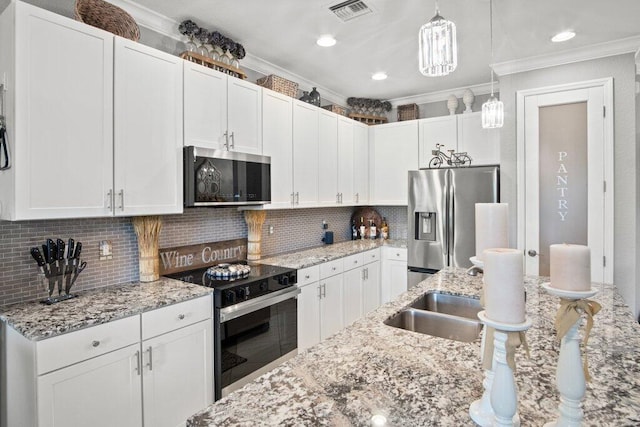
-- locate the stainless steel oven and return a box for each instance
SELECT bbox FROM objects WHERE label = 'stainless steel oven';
[216,286,299,398]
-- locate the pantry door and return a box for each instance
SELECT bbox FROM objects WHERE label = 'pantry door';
[517,79,613,283]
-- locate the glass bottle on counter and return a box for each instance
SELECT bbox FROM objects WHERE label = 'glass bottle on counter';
[369,219,377,239]
[351,220,358,240]
[380,217,389,240]
[359,217,366,240]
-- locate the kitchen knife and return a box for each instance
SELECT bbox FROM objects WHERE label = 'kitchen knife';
[67,261,87,294]
[42,244,49,264]
[56,239,66,295]
[46,239,59,298]
[73,242,82,260]
[48,239,58,266]
[67,238,75,261]
[30,247,49,276]
[64,239,75,294]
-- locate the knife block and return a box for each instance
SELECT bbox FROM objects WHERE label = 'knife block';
[38,259,85,305]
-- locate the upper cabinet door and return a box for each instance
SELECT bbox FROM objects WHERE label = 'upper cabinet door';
[12,2,114,220]
[337,117,355,205]
[227,78,262,154]
[370,121,419,205]
[318,110,338,206]
[114,37,183,216]
[262,88,294,208]
[183,62,228,150]
[292,100,319,207]
[418,115,457,168]
[352,123,369,205]
[457,112,500,166]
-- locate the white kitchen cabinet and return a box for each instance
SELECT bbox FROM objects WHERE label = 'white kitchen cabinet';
[292,100,319,207]
[362,250,381,314]
[319,273,344,340]
[337,116,355,205]
[3,294,213,427]
[0,1,114,220]
[342,253,365,326]
[297,270,322,352]
[418,112,500,168]
[37,344,143,427]
[262,88,294,208]
[141,320,212,427]
[457,112,500,166]
[183,63,262,154]
[418,115,457,168]
[381,247,408,304]
[370,121,419,205]
[318,110,339,205]
[352,123,369,205]
[114,37,183,216]
[183,61,228,149]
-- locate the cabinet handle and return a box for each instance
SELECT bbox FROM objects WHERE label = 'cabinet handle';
[336,193,340,204]
[317,285,322,299]
[322,283,326,297]
[146,346,153,371]
[340,193,343,203]
[223,131,229,150]
[135,350,141,375]
[362,269,366,280]
[118,189,124,211]
[291,193,295,206]
[295,192,299,205]
[178,313,185,320]
[355,193,359,204]
[305,274,310,279]
[107,189,113,210]
[91,340,100,348]
[229,131,235,149]
[365,267,369,280]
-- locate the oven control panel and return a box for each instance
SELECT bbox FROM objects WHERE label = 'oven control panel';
[220,271,297,308]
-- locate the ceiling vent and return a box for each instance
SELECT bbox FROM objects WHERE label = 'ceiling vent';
[329,0,373,22]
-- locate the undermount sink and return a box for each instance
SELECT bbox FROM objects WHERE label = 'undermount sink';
[384,292,483,342]
[409,291,482,320]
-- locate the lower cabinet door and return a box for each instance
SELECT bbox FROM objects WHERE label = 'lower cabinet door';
[37,344,143,427]
[342,268,363,326]
[362,261,381,314]
[389,260,408,301]
[297,282,321,352]
[320,274,344,340]
[142,320,213,427]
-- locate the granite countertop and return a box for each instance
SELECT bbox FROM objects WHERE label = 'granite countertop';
[259,239,407,270]
[188,268,640,426]
[0,278,213,341]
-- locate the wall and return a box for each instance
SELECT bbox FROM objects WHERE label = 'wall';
[498,53,639,319]
[0,206,407,306]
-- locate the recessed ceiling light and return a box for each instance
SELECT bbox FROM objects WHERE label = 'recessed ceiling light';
[551,31,576,43]
[372,72,388,81]
[317,35,336,47]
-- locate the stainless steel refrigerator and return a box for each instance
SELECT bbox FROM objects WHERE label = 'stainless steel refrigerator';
[408,166,500,287]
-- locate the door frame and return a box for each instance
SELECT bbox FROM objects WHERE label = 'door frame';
[516,78,614,283]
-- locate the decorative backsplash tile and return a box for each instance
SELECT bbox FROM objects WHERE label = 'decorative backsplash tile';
[0,205,408,306]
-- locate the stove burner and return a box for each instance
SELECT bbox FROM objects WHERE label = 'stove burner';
[206,263,251,280]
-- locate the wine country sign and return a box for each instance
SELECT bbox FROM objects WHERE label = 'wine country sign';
[159,238,247,275]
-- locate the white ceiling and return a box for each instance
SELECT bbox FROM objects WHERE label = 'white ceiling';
[129,0,640,101]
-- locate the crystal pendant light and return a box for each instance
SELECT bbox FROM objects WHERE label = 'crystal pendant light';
[418,0,457,77]
[482,0,504,128]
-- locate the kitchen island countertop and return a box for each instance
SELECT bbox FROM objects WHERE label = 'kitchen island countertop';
[0,278,212,340]
[188,268,640,426]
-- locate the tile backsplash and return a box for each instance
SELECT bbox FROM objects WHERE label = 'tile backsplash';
[0,206,407,306]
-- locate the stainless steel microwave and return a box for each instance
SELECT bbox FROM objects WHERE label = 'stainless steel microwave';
[184,146,271,207]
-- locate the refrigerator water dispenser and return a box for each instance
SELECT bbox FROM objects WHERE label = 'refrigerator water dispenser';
[415,212,436,241]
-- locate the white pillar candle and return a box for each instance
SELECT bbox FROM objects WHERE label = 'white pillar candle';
[475,203,509,261]
[483,248,525,324]
[550,244,591,291]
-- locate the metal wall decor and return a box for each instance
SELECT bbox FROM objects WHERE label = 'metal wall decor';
[429,143,472,168]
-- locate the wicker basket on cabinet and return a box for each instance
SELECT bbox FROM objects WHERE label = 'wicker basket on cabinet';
[74,0,140,41]
[322,104,348,116]
[256,75,299,98]
[397,103,419,121]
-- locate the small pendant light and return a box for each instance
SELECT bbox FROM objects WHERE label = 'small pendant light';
[418,0,457,77]
[482,0,504,128]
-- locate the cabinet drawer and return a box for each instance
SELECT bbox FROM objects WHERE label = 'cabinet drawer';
[37,315,140,375]
[363,248,381,264]
[342,253,364,271]
[297,265,319,287]
[385,247,407,262]
[142,294,212,340]
[320,258,343,278]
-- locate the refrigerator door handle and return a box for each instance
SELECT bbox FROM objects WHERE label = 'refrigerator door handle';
[444,169,451,266]
[449,181,455,267]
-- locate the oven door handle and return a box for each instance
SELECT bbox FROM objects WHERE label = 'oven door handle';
[219,286,301,323]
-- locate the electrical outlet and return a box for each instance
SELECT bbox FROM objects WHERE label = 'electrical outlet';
[99,240,113,260]
[268,225,274,235]
[322,220,328,230]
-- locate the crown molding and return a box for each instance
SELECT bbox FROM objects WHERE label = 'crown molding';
[493,35,640,77]
[388,82,495,107]
[108,0,177,39]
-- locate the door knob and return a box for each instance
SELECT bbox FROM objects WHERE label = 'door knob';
[527,250,538,257]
